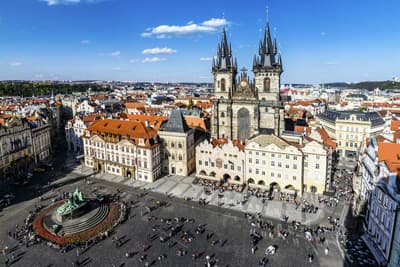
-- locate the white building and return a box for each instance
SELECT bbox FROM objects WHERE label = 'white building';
[65,115,99,154]
[196,138,245,184]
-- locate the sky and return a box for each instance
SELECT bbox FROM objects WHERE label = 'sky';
[0,0,399,84]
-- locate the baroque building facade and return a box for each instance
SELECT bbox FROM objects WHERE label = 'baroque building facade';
[211,23,284,141]
[83,119,162,182]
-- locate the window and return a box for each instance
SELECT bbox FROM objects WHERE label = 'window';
[221,78,226,91]
[304,162,308,168]
[231,165,234,170]
[278,162,282,168]
[178,154,182,160]
[293,176,296,180]
[249,158,252,164]
[220,112,225,118]
[143,150,147,156]
[249,168,252,173]
[178,143,182,148]
[285,164,289,169]
[271,154,275,157]
[205,161,208,166]
[271,172,274,177]
[293,164,297,169]
[262,171,265,175]
[256,152,259,156]
[293,156,297,160]
[262,153,265,156]
[316,164,320,169]
[256,169,259,174]
[277,173,281,178]
[264,77,270,92]
[262,160,266,165]
[224,164,227,169]
[237,166,241,171]
[199,160,202,165]
[256,159,259,164]
[271,161,275,166]
[171,142,175,148]
[211,162,215,167]
[286,155,289,159]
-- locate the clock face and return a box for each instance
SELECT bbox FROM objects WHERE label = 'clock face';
[240,80,248,87]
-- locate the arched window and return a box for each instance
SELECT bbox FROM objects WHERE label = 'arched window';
[264,78,270,92]
[178,154,183,161]
[220,112,225,118]
[221,78,226,91]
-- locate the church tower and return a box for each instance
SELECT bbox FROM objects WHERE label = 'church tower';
[253,23,284,136]
[211,29,238,140]
[212,28,237,99]
[253,23,282,101]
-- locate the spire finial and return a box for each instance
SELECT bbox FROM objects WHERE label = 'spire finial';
[266,4,269,24]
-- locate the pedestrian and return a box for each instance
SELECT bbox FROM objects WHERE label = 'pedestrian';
[76,248,80,257]
[325,247,329,256]
[251,247,255,254]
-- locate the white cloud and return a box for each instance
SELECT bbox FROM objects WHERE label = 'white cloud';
[141,17,229,38]
[142,57,167,63]
[202,18,228,27]
[129,58,139,63]
[9,62,22,67]
[112,67,121,71]
[80,40,90,44]
[109,51,121,57]
[199,57,213,61]
[40,0,105,6]
[142,47,177,55]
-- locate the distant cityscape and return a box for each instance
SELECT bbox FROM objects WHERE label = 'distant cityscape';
[1,3,400,267]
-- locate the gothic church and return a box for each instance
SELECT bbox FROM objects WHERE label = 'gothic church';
[211,22,285,141]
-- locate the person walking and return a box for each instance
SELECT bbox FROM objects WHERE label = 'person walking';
[325,247,329,256]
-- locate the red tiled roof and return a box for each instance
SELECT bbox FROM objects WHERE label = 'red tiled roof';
[211,138,245,151]
[87,119,158,148]
[391,120,400,131]
[294,126,311,135]
[121,113,168,130]
[378,142,400,176]
[316,127,337,150]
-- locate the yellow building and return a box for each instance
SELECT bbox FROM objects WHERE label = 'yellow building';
[318,110,384,161]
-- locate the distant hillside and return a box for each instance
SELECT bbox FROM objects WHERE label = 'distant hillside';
[325,80,400,91]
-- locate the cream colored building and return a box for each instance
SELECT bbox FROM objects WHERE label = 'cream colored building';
[195,138,245,184]
[27,116,52,163]
[318,110,384,160]
[83,119,161,182]
[245,135,304,196]
[159,110,195,176]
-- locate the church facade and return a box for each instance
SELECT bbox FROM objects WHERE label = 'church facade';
[211,23,285,141]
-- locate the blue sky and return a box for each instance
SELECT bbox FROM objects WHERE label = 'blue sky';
[0,0,399,83]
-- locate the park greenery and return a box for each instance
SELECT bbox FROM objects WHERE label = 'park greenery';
[0,81,110,97]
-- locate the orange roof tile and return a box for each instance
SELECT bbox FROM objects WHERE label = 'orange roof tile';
[124,102,146,109]
[211,138,245,151]
[316,127,337,150]
[294,126,311,135]
[87,119,158,148]
[121,113,168,130]
[185,117,207,131]
[378,142,400,176]
[391,120,400,131]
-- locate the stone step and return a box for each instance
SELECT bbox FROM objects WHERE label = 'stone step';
[59,204,109,235]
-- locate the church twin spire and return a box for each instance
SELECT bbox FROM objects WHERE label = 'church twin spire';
[212,28,237,72]
[213,22,282,74]
[253,23,282,71]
